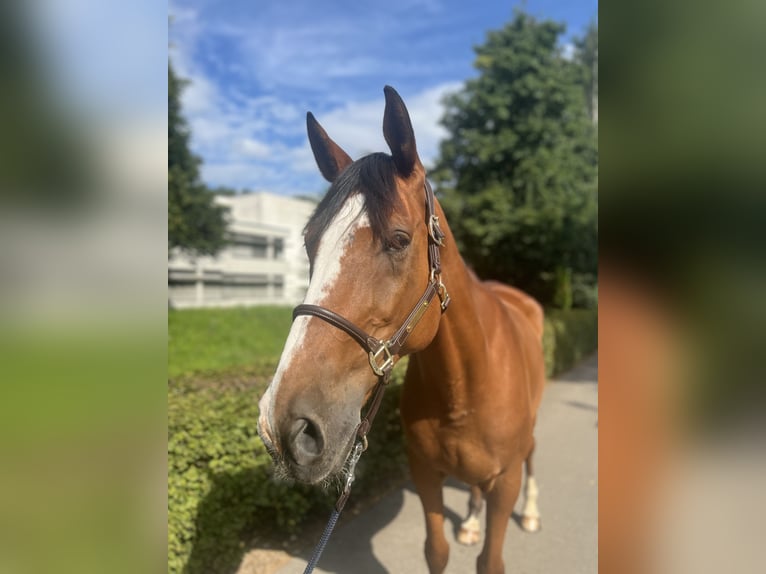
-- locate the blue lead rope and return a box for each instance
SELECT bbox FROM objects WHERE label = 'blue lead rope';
[302,508,340,574]
[302,441,366,574]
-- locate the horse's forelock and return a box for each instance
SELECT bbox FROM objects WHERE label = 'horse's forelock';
[304,153,400,256]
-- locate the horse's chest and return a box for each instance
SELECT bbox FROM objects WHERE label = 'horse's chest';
[407,421,505,484]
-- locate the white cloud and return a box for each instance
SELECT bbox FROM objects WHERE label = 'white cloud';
[187,117,231,148]
[312,82,461,168]
[168,2,464,193]
[405,82,463,166]
[240,23,364,91]
[186,81,461,193]
[236,138,272,159]
[562,42,576,61]
[179,80,461,195]
[289,144,321,175]
[181,73,218,115]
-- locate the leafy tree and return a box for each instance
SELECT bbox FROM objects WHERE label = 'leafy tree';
[211,186,238,197]
[0,2,90,208]
[168,62,228,256]
[433,10,598,308]
[575,21,598,124]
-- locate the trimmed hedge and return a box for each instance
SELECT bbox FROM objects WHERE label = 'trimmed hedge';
[168,308,596,573]
[168,379,324,574]
[543,308,599,377]
[168,366,408,574]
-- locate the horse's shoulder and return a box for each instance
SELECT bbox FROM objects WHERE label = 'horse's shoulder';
[481,281,544,341]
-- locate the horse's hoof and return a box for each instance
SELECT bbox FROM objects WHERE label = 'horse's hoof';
[521,515,541,532]
[457,525,481,545]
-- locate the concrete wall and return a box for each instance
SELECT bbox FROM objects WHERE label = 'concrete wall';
[168,192,315,308]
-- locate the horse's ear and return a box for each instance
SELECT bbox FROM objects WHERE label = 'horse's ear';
[307,112,353,182]
[383,85,421,177]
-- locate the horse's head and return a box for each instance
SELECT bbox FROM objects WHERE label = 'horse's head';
[257,86,444,485]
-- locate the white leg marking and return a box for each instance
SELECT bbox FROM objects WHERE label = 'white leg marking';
[258,194,369,437]
[457,513,481,546]
[521,476,542,532]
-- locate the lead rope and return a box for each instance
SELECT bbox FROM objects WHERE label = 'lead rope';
[302,440,365,574]
[301,374,388,574]
[302,510,339,574]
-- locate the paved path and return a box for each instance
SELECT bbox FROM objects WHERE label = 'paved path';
[275,354,598,574]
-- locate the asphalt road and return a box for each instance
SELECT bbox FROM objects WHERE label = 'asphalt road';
[271,354,598,574]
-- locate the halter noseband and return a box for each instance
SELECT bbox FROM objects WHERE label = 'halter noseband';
[292,178,449,481]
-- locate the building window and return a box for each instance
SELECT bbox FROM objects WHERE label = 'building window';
[273,238,284,260]
[219,273,270,299]
[251,239,268,259]
[229,233,268,259]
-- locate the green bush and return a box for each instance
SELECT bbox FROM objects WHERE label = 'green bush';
[543,308,599,377]
[169,378,329,574]
[167,365,408,574]
[168,308,597,573]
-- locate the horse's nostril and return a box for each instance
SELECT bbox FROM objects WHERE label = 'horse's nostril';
[287,417,325,465]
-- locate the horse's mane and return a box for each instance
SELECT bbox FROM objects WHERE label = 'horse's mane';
[304,152,401,254]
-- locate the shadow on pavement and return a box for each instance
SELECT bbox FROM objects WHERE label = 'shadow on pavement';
[564,399,598,412]
[553,353,598,384]
[286,487,406,573]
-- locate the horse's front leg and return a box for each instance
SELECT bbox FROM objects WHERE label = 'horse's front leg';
[409,449,449,574]
[477,465,523,574]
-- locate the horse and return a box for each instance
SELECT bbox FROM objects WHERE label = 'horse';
[257,86,546,574]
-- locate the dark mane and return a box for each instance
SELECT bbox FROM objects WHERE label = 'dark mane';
[304,152,400,255]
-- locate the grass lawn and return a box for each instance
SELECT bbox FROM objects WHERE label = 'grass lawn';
[168,305,598,379]
[168,306,294,378]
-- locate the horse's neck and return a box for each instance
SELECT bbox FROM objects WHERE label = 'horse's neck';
[412,207,488,410]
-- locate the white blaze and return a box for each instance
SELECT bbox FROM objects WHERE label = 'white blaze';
[258,194,369,440]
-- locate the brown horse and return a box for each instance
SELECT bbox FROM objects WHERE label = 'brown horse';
[257,86,545,574]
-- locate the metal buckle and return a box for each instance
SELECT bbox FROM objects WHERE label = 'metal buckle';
[438,279,451,311]
[428,215,445,246]
[368,342,394,376]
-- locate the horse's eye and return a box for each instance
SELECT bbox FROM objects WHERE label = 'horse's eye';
[385,231,411,253]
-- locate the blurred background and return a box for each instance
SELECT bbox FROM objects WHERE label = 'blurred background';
[600,1,766,573]
[1,0,764,572]
[0,1,166,573]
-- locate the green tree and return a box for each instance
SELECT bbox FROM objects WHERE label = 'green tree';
[0,2,90,208]
[168,62,228,256]
[575,21,598,124]
[434,11,598,308]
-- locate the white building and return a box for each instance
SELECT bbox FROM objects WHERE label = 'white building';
[168,192,316,308]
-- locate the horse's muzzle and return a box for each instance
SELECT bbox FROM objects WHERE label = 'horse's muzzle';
[256,415,279,458]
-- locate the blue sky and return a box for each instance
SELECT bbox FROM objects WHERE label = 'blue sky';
[170,0,597,196]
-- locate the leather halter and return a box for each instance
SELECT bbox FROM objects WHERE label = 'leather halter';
[292,179,450,490]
